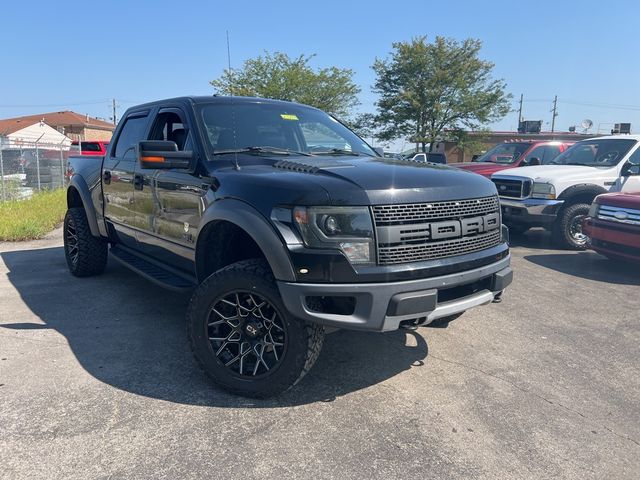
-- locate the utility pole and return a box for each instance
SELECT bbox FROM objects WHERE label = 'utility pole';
[517,93,523,125]
[112,98,117,125]
[551,95,558,133]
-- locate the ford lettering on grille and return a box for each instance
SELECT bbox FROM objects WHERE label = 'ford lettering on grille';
[373,196,502,265]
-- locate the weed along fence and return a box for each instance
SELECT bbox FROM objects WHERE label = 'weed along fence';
[0,140,71,202]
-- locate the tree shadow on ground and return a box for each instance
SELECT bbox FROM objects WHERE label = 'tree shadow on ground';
[0,247,429,408]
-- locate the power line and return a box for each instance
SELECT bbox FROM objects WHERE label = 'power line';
[0,99,111,108]
[518,98,640,112]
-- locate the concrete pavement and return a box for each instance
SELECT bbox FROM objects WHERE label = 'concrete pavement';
[1,228,638,479]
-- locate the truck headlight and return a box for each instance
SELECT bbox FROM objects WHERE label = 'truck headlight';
[588,202,599,217]
[531,182,556,199]
[293,206,375,264]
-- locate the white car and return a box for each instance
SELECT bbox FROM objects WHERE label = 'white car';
[491,135,640,249]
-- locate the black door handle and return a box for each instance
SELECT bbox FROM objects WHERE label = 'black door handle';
[133,174,144,191]
[102,170,111,184]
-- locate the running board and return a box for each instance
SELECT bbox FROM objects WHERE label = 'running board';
[109,245,197,292]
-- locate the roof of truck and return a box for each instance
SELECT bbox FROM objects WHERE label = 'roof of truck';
[128,95,317,110]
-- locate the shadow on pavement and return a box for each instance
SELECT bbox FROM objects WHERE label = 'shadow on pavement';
[507,228,557,250]
[524,251,640,286]
[0,246,429,408]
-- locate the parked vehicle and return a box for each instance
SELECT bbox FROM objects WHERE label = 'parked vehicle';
[456,140,572,178]
[383,152,404,160]
[412,152,447,164]
[64,96,512,398]
[583,191,640,262]
[70,140,110,156]
[492,135,640,248]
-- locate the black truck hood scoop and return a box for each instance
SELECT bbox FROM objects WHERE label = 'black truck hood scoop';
[273,158,354,174]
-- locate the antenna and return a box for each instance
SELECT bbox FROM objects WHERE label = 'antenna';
[226,30,233,97]
[581,119,593,133]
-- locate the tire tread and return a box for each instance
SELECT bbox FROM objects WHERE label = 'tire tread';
[64,207,108,277]
[186,259,324,398]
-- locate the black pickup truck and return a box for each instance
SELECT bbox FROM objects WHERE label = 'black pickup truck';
[64,96,512,397]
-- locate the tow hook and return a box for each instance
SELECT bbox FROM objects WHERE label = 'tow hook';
[492,291,503,304]
[400,318,425,330]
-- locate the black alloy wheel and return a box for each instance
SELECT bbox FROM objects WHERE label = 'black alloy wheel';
[207,291,286,377]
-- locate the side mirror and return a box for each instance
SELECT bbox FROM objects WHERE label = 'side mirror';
[621,161,640,177]
[528,157,541,166]
[138,141,195,170]
[471,154,480,161]
[373,146,384,157]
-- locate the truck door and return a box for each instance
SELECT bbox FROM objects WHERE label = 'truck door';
[102,111,150,248]
[134,108,204,273]
[618,147,640,192]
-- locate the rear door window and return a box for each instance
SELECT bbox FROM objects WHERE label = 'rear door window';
[543,145,562,163]
[81,142,102,152]
[524,146,545,163]
[113,115,148,158]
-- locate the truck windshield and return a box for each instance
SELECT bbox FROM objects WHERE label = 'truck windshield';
[548,139,637,167]
[474,143,531,164]
[199,102,376,158]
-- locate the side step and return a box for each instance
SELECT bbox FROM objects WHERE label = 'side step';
[109,245,197,292]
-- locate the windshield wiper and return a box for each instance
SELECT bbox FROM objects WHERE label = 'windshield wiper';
[213,146,312,156]
[312,148,370,157]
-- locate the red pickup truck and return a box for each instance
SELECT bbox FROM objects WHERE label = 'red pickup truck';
[454,140,573,178]
[583,191,640,262]
[70,140,110,156]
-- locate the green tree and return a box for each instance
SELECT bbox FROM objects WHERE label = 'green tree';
[373,36,511,151]
[447,128,492,159]
[211,51,360,118]
[346,113,377,140]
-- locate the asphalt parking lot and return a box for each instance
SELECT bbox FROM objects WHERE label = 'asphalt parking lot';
[1,228,638,480]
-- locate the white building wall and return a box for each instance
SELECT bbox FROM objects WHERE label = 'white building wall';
[3,122,71,150]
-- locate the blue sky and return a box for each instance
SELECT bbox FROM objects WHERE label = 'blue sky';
[2,0,639,139]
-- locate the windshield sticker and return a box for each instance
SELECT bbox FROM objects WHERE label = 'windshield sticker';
[280,114,299,121]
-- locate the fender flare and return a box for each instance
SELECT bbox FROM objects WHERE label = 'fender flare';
[195,199,296,282]
[68,175,101,237]
[557,184,607,205]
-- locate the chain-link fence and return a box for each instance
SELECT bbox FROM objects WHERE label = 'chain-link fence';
[0,140,70,202]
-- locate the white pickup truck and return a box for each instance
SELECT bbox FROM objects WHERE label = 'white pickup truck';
[491,135,640,249]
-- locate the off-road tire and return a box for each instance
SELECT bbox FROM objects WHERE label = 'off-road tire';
[187,259,325,398]
[63,207,108,277]
[554,203,590,250]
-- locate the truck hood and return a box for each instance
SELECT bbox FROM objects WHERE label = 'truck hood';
[595,191,640,209]
[492,164,613,184]
[454,162,514,178]
[210,155,498,207]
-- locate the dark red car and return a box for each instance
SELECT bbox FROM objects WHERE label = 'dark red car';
[70,140,110,156]
[583,192,640,262]
[454,140,573,178]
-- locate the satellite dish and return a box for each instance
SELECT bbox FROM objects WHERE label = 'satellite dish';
[581,119,593,130]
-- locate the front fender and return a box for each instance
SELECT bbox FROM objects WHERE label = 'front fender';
[196,199,296,282]
[558,184,608,203]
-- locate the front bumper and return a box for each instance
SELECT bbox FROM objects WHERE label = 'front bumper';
[277,255,512,332]
[583,217,640,261]
[500,197,564,225]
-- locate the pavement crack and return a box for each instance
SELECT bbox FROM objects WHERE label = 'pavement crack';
[429,354,640,449]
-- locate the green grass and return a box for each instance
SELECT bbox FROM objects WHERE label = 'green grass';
[0,189,67,241]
